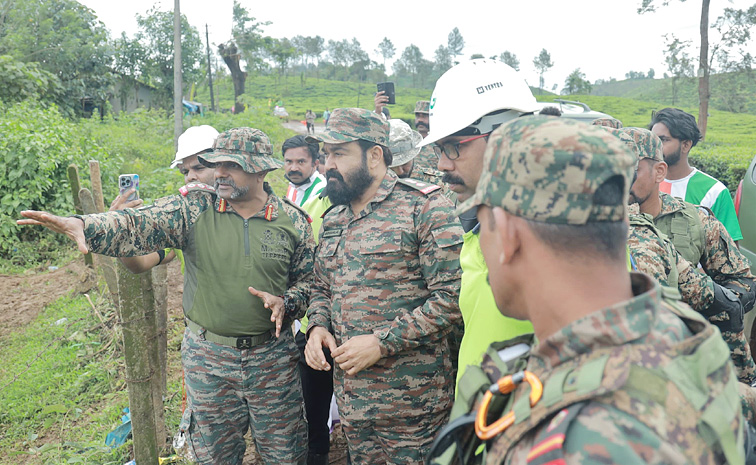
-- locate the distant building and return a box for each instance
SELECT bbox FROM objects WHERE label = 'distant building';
[108,74,157,114]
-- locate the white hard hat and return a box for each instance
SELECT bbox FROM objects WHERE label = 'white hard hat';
[388,119,423,167]
[420,59,539,147]
[170,125,220,168]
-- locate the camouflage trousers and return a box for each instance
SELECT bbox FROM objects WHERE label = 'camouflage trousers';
[720,328,756,385]
[178,327,307,465]
[341,410,449,465]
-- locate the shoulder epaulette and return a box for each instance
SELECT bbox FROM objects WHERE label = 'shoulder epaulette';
[396,177,441,195]
[696,205,714,217]
[281,196,313,224]
[179,182,215,196]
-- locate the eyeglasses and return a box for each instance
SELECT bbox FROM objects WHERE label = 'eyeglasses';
[433,134,489,161]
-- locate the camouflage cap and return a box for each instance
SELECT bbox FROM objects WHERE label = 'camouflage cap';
[198,127,282,174]
[388,119,423,167]
[591,117,624,129]
[618,127,664,163]
[305,108,389,146]
[456,116,636,224]
[414,100,430,114]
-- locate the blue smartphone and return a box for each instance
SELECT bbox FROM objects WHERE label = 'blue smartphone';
[118,174,140,202]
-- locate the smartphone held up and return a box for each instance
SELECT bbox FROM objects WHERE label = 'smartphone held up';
[119,174,140,202]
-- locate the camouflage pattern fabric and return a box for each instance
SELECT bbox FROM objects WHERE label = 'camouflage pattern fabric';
[81,183,314,334]
[342,411,448,465]
[626,207,756,383]
[618,127,664,162]
[307,170,463,456]
[388,119,422,167]
[306,107,389,146]
[179,328,306,464]
[590,117,623,129]
[415,100,430,114]
[655,192,756,384]
[483,273,743,464]
[408,163,456,202]
[412,143,441,174]
[456,116,635,223]
[199,127,283,174]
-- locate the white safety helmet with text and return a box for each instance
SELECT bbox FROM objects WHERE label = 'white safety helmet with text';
[420,59,539,147]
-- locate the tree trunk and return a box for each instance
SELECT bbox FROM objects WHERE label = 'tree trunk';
[173,0,183,152]
[698,0,711,141]
[219,43,246,114]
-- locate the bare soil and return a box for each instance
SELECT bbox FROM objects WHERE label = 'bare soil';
[0,257,348,464]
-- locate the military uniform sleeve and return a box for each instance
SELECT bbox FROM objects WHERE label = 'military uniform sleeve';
[628,225,674,286]
[374,193,463,356]
[82,193,209,256]
[697,209,756,303]
[306,216,334,334]
[281,201,315,321]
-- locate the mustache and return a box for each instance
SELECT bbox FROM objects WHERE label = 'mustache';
[415,122,429,128]
[442,173,465,186]
[214,178,238,189]
[326,170,344,183]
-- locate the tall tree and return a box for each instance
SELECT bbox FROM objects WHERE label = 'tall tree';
[500,51,520,71]
[663,34,694,105]
[532,48,554,93]
[0,0,113,116]
[639,0,713,138]
[265,37,298,84]
[563,68,592,94]
[434,45,453,74]
[135,6,203,110]
[375,37,396,71]
[447,27,465,64]
[394,44,425,87]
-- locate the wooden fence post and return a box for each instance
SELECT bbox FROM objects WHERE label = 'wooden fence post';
[88,160,106,214]
[117,261,160,465]
[151,264,169,394]
[67,165,93,267]
[79,188,120,305]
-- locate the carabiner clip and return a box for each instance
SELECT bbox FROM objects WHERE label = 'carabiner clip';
[475,370,543,440]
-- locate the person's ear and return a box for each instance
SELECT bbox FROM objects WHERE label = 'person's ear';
[653,161,667,183]
[368,145,384,168]
[492,207,518,265]
[681,139,693,155]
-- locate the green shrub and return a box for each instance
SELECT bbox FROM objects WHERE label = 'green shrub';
[0,100,114,261]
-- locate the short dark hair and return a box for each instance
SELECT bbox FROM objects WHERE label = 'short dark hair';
[282,135,319,162]
[357,139,393,167]
[524,175,628,261]
[649,108,702,147]
[539,106,562,117]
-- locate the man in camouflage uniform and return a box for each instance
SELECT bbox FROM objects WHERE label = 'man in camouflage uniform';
[590,116,623,129]
[19,128,313,465]
[302,107,463,464]
[411,100,439,172]
[387,119,453,200]
[429,116,745,464]
[625,125,756,385]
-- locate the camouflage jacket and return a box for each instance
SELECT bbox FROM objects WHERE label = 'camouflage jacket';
[656,192,754,292]
[483,273,743,464]
[628,207,756,384]
[307,170,463,420]
[412,144,439,173]
[409,163,456,202]
[80,183,314,336]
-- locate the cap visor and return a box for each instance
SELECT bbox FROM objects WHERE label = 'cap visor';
[306,129,359,145]
[454,191,484,216]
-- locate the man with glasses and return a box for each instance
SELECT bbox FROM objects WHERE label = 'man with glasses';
[420,59,540,392]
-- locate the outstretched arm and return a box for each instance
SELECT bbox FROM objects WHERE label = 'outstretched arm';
[18,211,88,254]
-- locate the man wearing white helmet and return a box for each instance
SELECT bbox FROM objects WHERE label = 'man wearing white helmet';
[420,59,538,391]
[110,124,219,273]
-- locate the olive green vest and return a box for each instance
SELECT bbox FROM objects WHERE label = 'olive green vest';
[430,292,744,465]
[655,201,706,266]
[630,212,679,287]
[183,204,298,337]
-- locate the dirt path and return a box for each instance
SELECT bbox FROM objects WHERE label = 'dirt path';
[0,259,91,337]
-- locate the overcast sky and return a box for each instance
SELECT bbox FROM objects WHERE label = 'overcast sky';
[78,0,756,92]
